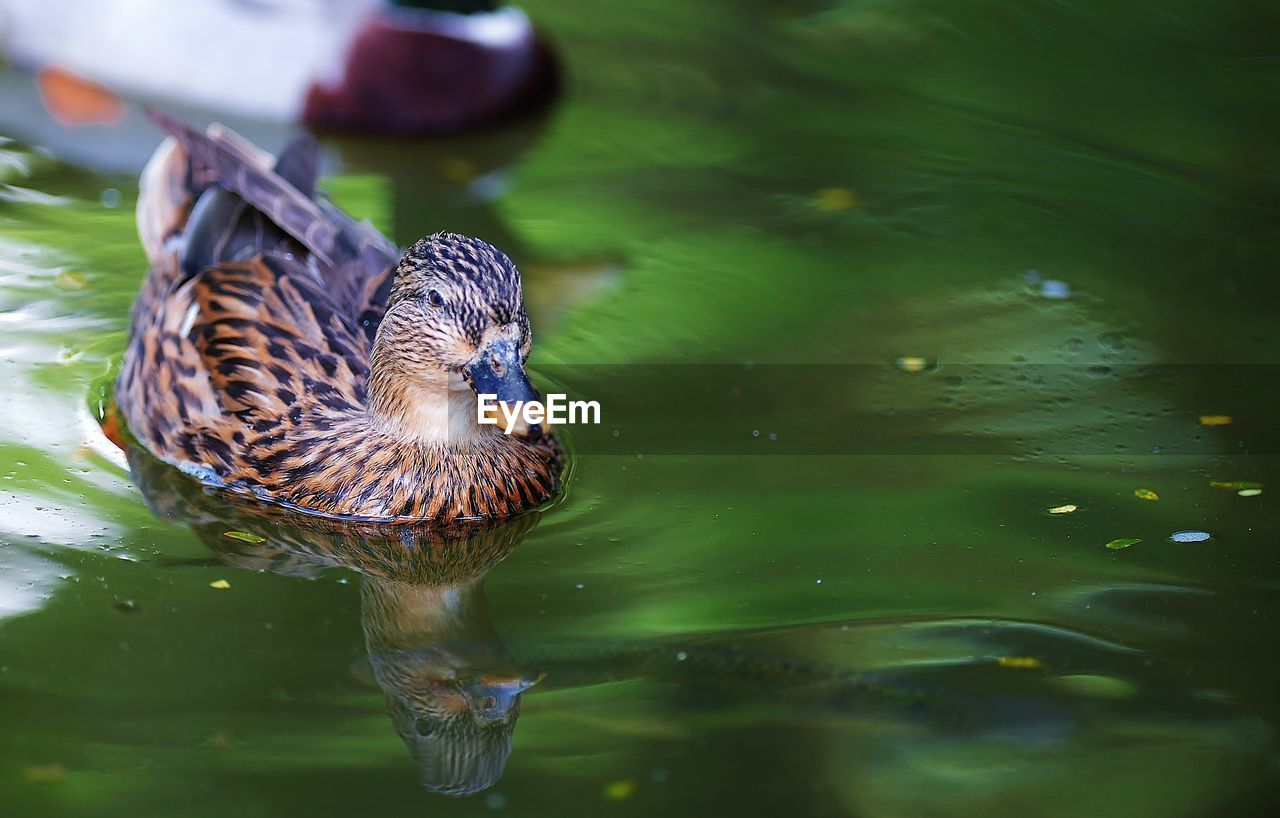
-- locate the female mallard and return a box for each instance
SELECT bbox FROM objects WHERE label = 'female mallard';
[116,112,562,522]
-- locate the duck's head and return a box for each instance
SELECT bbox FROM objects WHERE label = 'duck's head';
[369,232,542,443]
[381,671,540,795]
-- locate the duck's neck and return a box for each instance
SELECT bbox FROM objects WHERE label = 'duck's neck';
[362,576,495,651]
[361,575,514,674]
[366,356,491,447]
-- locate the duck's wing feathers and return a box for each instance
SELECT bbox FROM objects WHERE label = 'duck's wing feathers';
[146,110,399,334]
[119,253,372,479]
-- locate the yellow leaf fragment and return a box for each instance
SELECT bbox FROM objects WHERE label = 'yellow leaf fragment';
[209,579,231,590]
[1048,504,1077,514]
[1199,415,1232,426]
[206,731,235,750]
[23,763,68,783]
[895,356,930,373]
[1210,481,1262,491]
[1238,488,1262,497]
[1051,674,1138,700]
[55,270,87,291]
[603,779,637,801]
[1106,537,1141,550]
[814,186,857,211]
[1133,488,1159,501]
[441,157,477,183]
[223,531,266,543]
[997,656,1045,670]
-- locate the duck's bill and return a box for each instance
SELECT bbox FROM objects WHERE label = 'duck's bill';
[465,339,543,439]
[462,672,544,721]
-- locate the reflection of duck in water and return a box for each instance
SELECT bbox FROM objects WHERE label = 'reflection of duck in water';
[360,548,539,794]
[126,443,542,794]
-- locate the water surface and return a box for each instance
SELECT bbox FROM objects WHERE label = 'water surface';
[2,1,1279,815]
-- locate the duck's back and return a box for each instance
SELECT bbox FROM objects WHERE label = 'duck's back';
[118,114,399,485]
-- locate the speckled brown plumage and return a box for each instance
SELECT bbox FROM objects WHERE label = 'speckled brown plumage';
[117,114,562,523]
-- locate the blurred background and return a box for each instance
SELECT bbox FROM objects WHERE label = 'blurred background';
[1,0,1279,816]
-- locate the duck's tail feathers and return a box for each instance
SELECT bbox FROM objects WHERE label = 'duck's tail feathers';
[141,110,400,321]
[272,132,319,200]
[145,108,339,267]
[136,134,192,266]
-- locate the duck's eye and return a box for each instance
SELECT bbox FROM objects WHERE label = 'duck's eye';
[427,289,445,308]
[413,718,438,738]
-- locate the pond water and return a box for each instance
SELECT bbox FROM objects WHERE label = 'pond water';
[2,1,1279,815]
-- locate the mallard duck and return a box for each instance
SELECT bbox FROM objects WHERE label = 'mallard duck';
[0,0,557,135]
[115,112,562,522]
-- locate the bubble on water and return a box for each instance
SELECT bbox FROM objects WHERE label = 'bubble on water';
[100,188,121,208]
[1170,530,1211,543]
[676,651,688,661]
[485,792,507,810]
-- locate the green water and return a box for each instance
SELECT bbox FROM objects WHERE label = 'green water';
[2,0,1280,815]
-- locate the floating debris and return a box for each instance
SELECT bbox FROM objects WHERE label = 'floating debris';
[813,186,856,211]
[223,531,266,544]
[55,270,87,291]
[1170,531,1211,543]
[1105,538,1142,550]
[895,356,936,373]
[441,157,477,183]
[209,579,232,590]
[1133,488,1159,501]
[1048,504,1078,514]
[1209,481,1262,491]
[603,779,637,801]
[1199,415,1232,426]
[23,763,68,783]
[113,599,141,614]
[1051,674,1138,700]
[205,731,235,750]
[997,656,1045,670]
[1238,488,1262,497]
